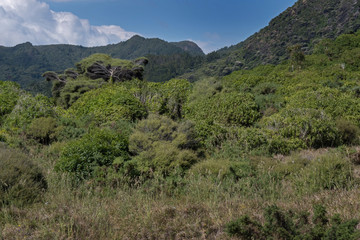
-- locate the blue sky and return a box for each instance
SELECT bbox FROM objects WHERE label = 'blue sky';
[0,0,297,53]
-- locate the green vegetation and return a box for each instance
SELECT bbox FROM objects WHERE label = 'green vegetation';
[55,128,130,180]
[2,31,360,239]
[127,114,200,179]
[226,205,360,240]
[0,144,47,207]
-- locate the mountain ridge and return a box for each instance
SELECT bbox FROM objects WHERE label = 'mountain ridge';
[0,36,204,95]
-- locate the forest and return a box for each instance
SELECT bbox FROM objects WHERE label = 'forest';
[1,29,360,239]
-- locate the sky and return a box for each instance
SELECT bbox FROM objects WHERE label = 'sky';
[0,0,297,53]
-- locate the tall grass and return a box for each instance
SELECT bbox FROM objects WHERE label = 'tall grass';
[1,146,360,239]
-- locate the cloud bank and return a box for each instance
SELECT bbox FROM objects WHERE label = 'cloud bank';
[0,0,137,47]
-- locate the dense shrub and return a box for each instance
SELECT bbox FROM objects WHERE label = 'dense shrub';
[267,135,306,155]
[285,88,360,124]
[56,77,104,108]
[52,116,86,142]
[186,91,260,127]
[68,84,147,124]
[226,205,360,240]
[0,145,47,207]
[3,93,56,131]
[0,81,21,120]
[127,114,200,178]
[262,108,339,149]
[55,128,130,180]
[158,78,192,120]
[26,117,57,145]
[336,119,360,145]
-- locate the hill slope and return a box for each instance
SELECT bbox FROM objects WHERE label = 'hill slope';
[183,0,360,80]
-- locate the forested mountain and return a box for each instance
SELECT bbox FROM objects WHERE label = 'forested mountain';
[183,0,360,80]
[0,36,204,95]
[3,0,360,95]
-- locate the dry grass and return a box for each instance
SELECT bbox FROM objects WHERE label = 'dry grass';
[1,147,360,239]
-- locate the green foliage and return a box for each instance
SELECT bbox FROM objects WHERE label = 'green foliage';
[285,88,360,124]
[0,144,47,207]
[226,215,263,240]
[262,108,339,149]
[336,119,360,145]
[267,135,306,155]
[26,117,57,145]
[3,93,56,132]
[68,84,147,124]
[288,44,305,70]
[0,81,21,120]
[182,1,360,81]
[158,78,191,119]
[293,154,353,194]
[55,128,130,180]
[226,205,360,240]
[52,116,86,142]
[56,77,104,108]
[47,54,147,108]
[127,114,200,178]
[185,91,260,147]
[75,53,134,74]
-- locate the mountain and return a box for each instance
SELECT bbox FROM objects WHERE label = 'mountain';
[183,0,360,80]
[0,36,204,95]
[170,41,204,56]
[3,0,360,94]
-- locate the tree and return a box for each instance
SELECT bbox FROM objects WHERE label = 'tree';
[288,44,305,70]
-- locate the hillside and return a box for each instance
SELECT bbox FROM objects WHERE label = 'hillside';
[1,31,360,239]
[0,36,204,95]
[183,0,360,80]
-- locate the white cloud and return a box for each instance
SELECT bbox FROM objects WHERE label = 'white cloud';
[0,0,137,47]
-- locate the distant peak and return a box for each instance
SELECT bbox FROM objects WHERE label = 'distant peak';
[15,42,33,47]
[171,41,205,56]
[129,35,145,41]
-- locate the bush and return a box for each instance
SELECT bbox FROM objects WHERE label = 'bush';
[52,116,86,142]
[189,159,233,179]
[55,128,130,180]
[285,88,360,124]
[0,81,21,119]
[3,94,56,132]
[262,108,339,149]
[267,135,306,155]
[68,84,147,124]
[226,205,360,240]
[127,114,200,178]
[26,117,57,145]
[186,91,260,127]
[336,119,360,145]
[0,145,47,207]
[158,79,192,120]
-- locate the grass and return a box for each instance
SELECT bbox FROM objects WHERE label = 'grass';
[1,145,360,239]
